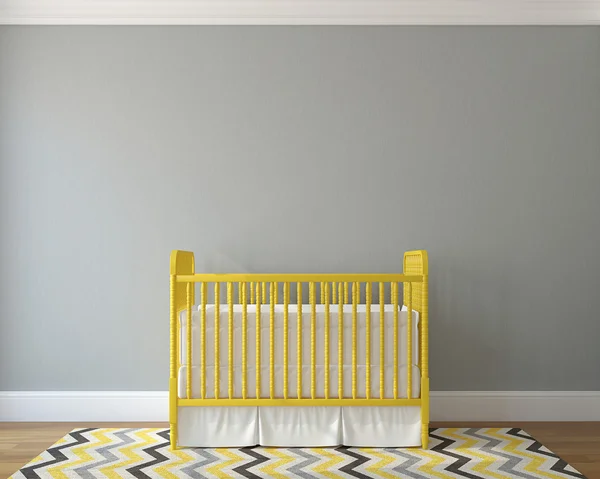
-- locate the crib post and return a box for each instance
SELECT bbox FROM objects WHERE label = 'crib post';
[169,273,177,450]
[421,272,429,449]
[169,250,195,450]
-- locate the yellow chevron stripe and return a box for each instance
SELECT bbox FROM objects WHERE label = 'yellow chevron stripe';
[408,448,457,479]
[154,448,194,478]
[258,448,297,478]
[47,429,112,478]
[100,429,159,478]
[486,429,567,479]
[445,429,506,479]
[310,448,346,479]
[206,448,247,478]
[361,448,397,479]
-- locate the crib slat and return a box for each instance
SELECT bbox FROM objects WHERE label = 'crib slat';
[379,282,384,399]
[262,282,266,305]
[366,282,371,399]
[270,282,275,399]
[324,282,330,399]
[250,282,255,305]
[393,282,399,399]
[338,282,343,399]
[215,283,220,400]
[238,282,242,304]
[242,282,247,399]
[406,282,412,400]
[344,282,349,304]
[332,282,337,304]
[310,282,316,399]
[186,282,192,400]
[297,282,303,399]
[352,282,358,399]
[283,282,289,399]
[228,283,234,399]
[256,284,262,399]
[201,282,207,399]
[321,282,325,304]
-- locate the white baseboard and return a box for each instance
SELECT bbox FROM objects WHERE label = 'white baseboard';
[1,391,599,422]
[430,391,600,421]
[0,391,169,422]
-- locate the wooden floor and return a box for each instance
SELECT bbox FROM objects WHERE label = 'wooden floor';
[1,422,599,479]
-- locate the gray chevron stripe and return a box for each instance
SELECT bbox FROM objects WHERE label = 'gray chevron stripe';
[467,428,541,479]
[181,448,221,479]
[389,449,431,479]
[288,448,322,479]
[9,427,587,479]
[73,428,138,479]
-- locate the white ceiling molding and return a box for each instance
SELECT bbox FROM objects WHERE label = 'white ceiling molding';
[1,0,599,25]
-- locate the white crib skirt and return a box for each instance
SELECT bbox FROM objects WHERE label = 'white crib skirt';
[177,405,421,447]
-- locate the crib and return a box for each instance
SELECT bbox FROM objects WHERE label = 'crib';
[169,250,429,449]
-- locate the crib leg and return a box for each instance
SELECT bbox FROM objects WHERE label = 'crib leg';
[422,424,429,449]
[170,423,177,450]
[421,376,430,449]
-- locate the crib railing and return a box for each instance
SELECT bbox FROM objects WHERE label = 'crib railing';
[169,251,429,449]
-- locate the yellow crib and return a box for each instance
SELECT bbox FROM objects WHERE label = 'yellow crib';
[170,249,429,448]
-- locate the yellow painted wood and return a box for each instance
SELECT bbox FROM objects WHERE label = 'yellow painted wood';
[238,282,242,304]
[324,282,330,399]
[283,282,289,399]
[338,282,343,399]
[169,274,177,450]
[393,282,399,399]
[256,284,262,399]
[186,282,192,400]
[352,282,358,399]
[214,283,220,400]
[344,282,348,303]
[421,376,430,448]
[262,282,266,304]
[332,282,337,304]
[297,282,303,399]
[406,282,412,400]
[228,282,234,400]
[170,251,195,312]
[422,273,429,448]
[242,282,247,399]
[169,274,177,385]
[201,282,207,399]
[270,282,275,399]
[179,398,422,407]
[379,281,385,399]
[310,282,316,399]
[321,282,325,304]
[250,282,255,304]
[365,282,371,399]
[168,251,194,450]
[176,274,423,283]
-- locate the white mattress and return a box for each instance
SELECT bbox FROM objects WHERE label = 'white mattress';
[175,303,422,447]
[178,304,420,399]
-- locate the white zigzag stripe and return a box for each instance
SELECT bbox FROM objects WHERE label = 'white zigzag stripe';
[8,428,587,479]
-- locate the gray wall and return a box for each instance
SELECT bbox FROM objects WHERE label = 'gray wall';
[1,27,599,391]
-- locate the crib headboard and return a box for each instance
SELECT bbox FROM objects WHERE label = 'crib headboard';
[403,250,428,313]
[170,250,195,313]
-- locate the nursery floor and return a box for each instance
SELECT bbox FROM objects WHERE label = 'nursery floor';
[0,422,599,479]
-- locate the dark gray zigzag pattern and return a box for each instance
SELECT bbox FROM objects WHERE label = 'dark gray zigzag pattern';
[73,428,139,479]
[10,428,588,479]
[17,428,94,479]
[507,428,586,479]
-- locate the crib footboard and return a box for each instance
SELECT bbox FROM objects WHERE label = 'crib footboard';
[169,250,429,448]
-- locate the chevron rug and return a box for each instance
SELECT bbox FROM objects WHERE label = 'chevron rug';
[9,427,585,479]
